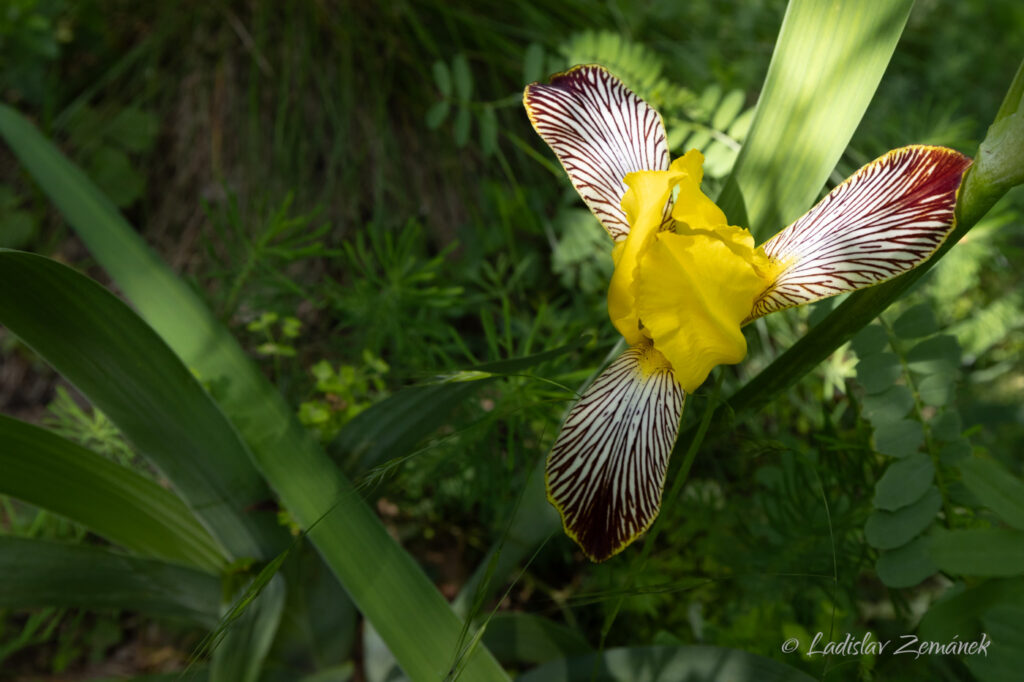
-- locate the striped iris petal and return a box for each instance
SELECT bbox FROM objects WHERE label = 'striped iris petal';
[524,65,670,241]
[749,146,972,320]
[546,344,684,562]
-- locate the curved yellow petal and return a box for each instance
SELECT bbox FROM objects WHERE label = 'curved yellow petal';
[635,227,769,392]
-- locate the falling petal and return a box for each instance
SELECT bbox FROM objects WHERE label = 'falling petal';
[524,65,670,241]
[546,344,684,561]
[749,145,971,320]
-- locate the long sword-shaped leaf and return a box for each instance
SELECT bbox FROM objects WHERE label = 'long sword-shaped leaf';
[0,110,508,680]
[0,415,226,573]
[0,536,221,628]
[0,251,281,561]
[717,0,914,239]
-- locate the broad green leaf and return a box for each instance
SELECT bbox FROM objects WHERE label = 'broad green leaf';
[0,415,225,572]
[872,419,924,458]
[425,101,450,130]
[0,107,508,680]
[0,251,279,561]
[517,645,817,682]
[481,613,591,666]
[916,373,956,407]
[876,534,937,588]
[851,324,888,357]
[480,106,498,157]
[865,486,941,549]
[906,334,961,374]
[892,303,938,339]
[717,0,914,237]
[918,577,1024,643]
[930,409,963,442]
[452,54,472,101]
[873,454,934,511]
[966,604,1024,682]
[930,527,1024,576]
[856,353,901,394]
[432,60,451,97]
[959,457,1024,530]
[939,439,972,465]
[454,106,472,147]
[0,536,220,627]
[860,386,914,425]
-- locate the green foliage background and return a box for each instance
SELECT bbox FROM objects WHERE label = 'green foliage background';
[1,0,1023,680]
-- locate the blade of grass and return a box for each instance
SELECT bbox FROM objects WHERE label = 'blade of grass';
[717,0,914,238]
[0,415,226,573]
[0,536,221,628]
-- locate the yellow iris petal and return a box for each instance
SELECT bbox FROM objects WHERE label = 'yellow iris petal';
[605,149,776,392]
[634,227,768,392]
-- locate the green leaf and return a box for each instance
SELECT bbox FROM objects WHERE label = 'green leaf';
[425,100,450,130]
[872,419,925,458]
[517,645,818,682]
[930,409,963,441]
[918,577,1024,643]
[454,106,472,147]
[876,533,937,588]
[0,415,225,572]
[452,54,472,101]
[930,528,1024,576]
[0,536,220,627]
[959,457,1024,530]
[856,353,901,394]
[860,385,914,425]
[87,147,143,207]
[906,334,961,374]
[432,59,451,97]
[0,251,279,561]
[873,454,934,511]
[865,486,941,549]
[480,106,498,157]
[916,373,956,407]
[712,89,745,131]
[717,0,914,237]
[481,613,591,666]
[0,106,509,681]
[107,106,159,153]
[966,604,1024,682]
[939,438,972,465]
[523,43,545,84]
[851,324,888,358]
[892,303,938,339]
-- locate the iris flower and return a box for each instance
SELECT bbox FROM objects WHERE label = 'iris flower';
[524,65,970,562]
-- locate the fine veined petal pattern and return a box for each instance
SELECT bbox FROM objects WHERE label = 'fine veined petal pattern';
[546,344,684,561]
[524,65,670,241]
[749,145,971,320]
